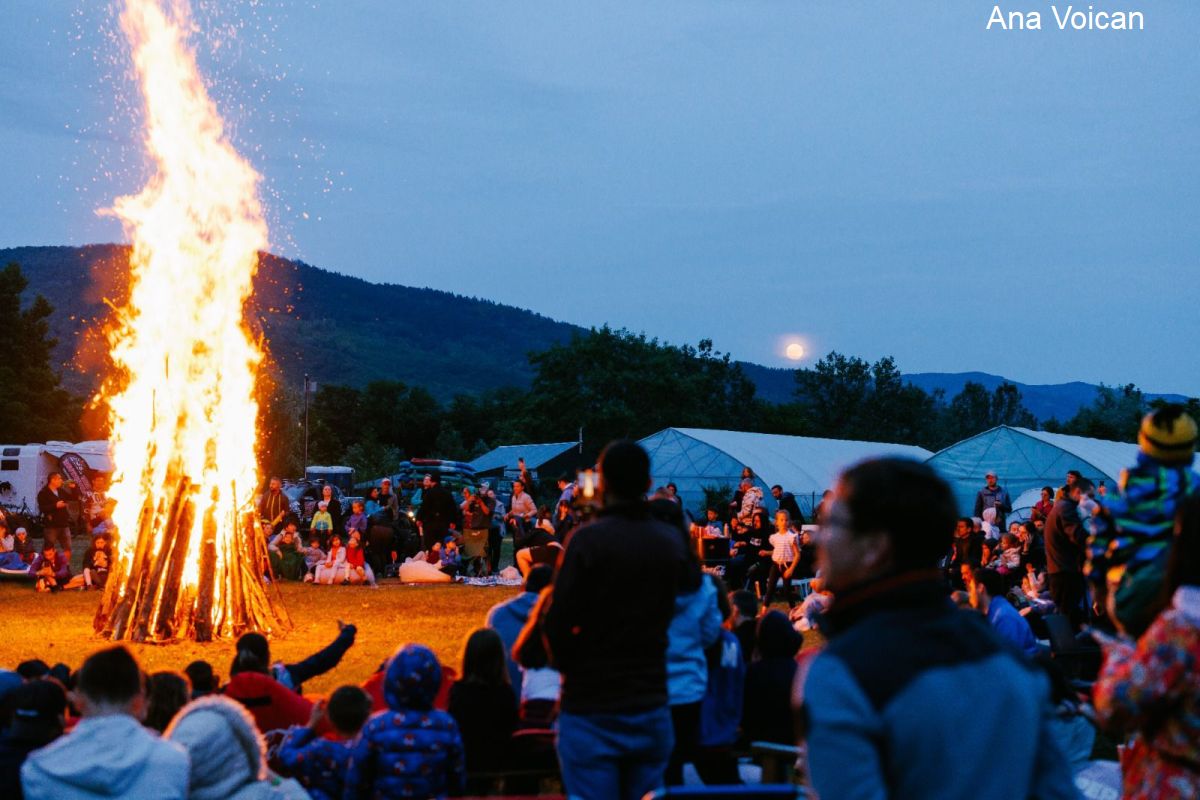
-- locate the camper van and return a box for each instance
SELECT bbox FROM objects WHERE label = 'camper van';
[0,441,112,529]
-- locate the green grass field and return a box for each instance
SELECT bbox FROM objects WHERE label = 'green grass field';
[0,579,521,695]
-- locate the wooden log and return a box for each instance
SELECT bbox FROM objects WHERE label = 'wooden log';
[194,508,218,642]
[153,487,196,640]
[130,475,190,642]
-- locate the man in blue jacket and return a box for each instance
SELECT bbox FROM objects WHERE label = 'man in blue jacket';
[798,458,1076,799]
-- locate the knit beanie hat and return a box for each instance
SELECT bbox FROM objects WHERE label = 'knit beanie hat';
[1138,405,1198,465]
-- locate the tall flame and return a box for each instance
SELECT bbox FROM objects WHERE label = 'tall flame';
[96,0,287,641]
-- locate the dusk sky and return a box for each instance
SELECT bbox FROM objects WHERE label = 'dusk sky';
[2,1,1198,393]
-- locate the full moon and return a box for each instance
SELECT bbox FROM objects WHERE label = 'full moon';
[785,343,805,361]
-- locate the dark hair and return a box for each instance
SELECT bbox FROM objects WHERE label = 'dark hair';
[327,685,373,736]
[598,439,651,501]
[77,646,143,707]
[16,659,50,680]
[1073,477,1094,495]
[731,589,758,619]
[236,632,270,665]
[838,458,957,573]
[144,672,191,733]
[770,484,783,492]
[957,516,973,529]
[524,564,553,594]
[972,568,1004,598]
[1067,470,1082,481]
[367,487,379,500]
[184,660,217,696]
[461,628,510,686]
[1041,486,1053,495]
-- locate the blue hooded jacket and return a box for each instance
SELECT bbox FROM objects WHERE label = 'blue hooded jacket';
[342,645,465,799]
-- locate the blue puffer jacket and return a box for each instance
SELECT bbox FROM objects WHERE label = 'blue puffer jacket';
[343,644,465,799]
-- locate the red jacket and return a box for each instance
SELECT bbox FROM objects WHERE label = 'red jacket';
[223,671,313,733]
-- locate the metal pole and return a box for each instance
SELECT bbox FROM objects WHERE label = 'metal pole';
[303,374,310,472]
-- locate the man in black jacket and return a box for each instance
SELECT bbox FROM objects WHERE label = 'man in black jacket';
[36,472,72,558]
[1044,478,1092,630]
[534,440,691,800]
[415,474,459,551]
[770,484,805,525]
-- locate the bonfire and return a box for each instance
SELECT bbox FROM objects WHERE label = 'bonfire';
[94,0,289,642]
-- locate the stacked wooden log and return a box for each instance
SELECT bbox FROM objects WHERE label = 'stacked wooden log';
[95,476,291,643]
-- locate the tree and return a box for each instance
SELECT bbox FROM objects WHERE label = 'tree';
[935,381,1038,447]
[0,263,80,442]
[520,326,757,459]
[1060,384,1145,442]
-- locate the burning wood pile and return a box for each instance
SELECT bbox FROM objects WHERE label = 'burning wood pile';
[92,0,289,642]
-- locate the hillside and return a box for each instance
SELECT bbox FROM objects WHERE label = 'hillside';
[0,245,1188,419]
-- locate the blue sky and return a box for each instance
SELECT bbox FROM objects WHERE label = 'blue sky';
[2,1,1198,393]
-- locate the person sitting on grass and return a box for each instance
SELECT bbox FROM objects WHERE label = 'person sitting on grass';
[0,520,11,552]
[448,629,518,792]
[278,685,373,800]
[80,534,111,590]
[343,644,465,799]
[21,646,189,800]
[30,545,70,593]
[343,534,367,585]
[235,622,357,695]
[970,568,1040,658]
[144,671,191,734]
[0,679,67,799]
[268,522,307,581]
[432,536,462,578]
[185,660,219,699]
[165,694,306,799]
[302,536,325,583]
[12,528,34,565]
[314,534,346,585]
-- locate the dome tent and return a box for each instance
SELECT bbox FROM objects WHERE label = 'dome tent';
[638,427,932,519]
[926,425,1140,516]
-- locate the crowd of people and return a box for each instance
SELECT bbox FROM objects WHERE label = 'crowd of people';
[2,405,1200,798]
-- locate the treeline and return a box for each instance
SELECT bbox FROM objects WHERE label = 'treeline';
[2,259,1194,483]
[270,325,1197,480]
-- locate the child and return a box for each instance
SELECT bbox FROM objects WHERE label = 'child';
[303,537,326,583]
[0,520,12,552]
[995,533,1022,574]
[763,510,801,608]
[13,527,35,564]
[82,534,112,590]
[435,536,462,578]
[311,501,333,542]
[1089,405,1200,635]
[789,576,832,632]
[343,535,366,585]
[314,535,346,585]
[31,544,70,592]
[343,644,465,799]
[344,501,368,540]
[278,685,374,800]
[269,523,307,581]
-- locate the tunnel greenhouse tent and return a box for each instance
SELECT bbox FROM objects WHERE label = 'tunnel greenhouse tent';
[468,441,581,481]
[638,427,932,518]
[926,425,1141,515]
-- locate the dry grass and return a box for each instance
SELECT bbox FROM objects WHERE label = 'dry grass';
[0,579,521,695]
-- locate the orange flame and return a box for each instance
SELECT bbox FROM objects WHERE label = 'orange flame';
[97,0,285,640]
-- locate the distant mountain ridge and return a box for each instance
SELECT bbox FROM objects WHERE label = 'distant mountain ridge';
[0,245,1189,422]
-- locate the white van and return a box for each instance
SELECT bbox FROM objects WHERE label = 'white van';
[0,441,112,525]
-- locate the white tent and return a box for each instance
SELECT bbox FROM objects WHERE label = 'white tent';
[639,427,932,518]
[926,426,1140,515]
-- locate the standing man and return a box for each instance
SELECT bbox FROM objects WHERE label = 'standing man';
[797,458,1075,799]
[973,469,1012,530]
[527,440,692,800]
[770,485,805,525]
[557,474,576,507]
[258,477,289,535]
[1044,477,1092,630]
[37,472,72,561]
[415,474,458,552]
[377,478,400,521]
